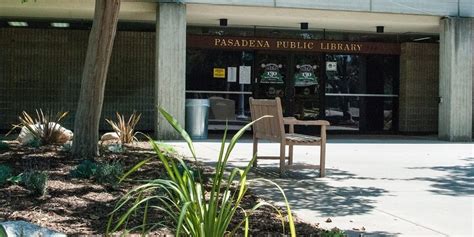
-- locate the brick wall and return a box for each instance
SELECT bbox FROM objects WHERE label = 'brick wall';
[399,42,439,133]
[0,28,155,132]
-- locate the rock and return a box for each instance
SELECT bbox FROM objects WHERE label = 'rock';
[0,220,66,237]
[17,123,73,145]
[100,132,120,142]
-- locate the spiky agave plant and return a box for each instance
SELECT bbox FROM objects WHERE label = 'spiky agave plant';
[105,111,141,144]
[7,109,69,145]
[107,108,296,237]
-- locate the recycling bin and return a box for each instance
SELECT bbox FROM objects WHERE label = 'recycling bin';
[185,99,210,139]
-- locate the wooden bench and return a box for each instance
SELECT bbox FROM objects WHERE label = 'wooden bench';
[249,97,329,177]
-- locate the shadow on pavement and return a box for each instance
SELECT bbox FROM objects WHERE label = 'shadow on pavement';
[248,166,388,217]
[344,229,401,237]
[408,157,474,196]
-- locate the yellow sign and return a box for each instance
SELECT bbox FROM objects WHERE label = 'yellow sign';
[213,68,226,78]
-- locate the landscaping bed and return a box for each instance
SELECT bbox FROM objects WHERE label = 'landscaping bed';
[0,142,324,236]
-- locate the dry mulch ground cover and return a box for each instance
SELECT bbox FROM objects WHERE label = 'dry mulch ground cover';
[0,141,324,236]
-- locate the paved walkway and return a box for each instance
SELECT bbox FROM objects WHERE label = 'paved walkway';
[168,137,473,237]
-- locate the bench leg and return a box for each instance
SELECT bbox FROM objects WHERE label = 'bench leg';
[319,143,326,177]
[288,145,294,165]
[252,137,258,167]
[279,143,286,176]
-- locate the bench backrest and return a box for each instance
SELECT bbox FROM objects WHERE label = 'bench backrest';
[249,97,285,142]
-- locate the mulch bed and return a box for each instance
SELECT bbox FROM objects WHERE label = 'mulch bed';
[0,142,323,236]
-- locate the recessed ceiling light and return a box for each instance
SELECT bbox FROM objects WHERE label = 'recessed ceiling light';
[51,22,70,28]
[8,21,28,27]
[413,37,431,42]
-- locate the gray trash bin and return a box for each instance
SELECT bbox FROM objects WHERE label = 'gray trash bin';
[185,99,210,140]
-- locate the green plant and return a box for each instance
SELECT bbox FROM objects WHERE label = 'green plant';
[7,173,23,185]
[70,160,98,179]
[0,224,7,237]
[320,228,345,237]
[95,161,124,186]
[105,111,141,144]
[107,109,296,236]
[22,170,48,197]
[0,141,9,151]
[154,142,177,156]
[7,109,69,145]
[0,165,12,186]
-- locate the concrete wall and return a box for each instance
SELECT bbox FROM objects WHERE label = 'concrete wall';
[0,28,155,131]
[399,43,439,133]
[183,0,474,17]
[439,17,473,141]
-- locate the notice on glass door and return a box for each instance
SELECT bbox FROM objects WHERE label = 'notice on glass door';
[227,67,237,82]
[239,66,251,84]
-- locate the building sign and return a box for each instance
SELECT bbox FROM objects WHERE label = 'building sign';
[213,68,226,78]
[227,67,237,82]
[187,35,401,55]
[326,62,337,71]
[294,64,318,87]
[239,66,251,84]
[260,63,284,84]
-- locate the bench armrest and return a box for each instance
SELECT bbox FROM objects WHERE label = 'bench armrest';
[283,117,330,126]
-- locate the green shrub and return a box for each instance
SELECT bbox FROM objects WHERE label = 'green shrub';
[0,165,12,186]
[70,160,98,179]
[22,170,48,197]
[321,228,345,237]
[107,109,296,236]
[95,161,123,186]
[0,141,9,151]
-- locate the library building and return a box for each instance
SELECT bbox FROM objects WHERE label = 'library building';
[0,0,472,141]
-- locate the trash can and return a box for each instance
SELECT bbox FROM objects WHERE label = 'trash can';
[185,99,210,140]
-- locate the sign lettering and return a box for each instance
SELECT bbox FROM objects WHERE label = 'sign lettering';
[189,35,401,55]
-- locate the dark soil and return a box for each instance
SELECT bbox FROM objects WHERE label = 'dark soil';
[0,142,323,236]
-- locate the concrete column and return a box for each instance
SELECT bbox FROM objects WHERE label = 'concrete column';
[155,3,186,140]
[439,17,473,142]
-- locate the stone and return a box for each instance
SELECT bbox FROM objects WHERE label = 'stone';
[100,132,120,142]
[17,123,73,145]
[0,220,66,237]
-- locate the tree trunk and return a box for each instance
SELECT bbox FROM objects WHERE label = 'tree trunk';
[72,0,121,159]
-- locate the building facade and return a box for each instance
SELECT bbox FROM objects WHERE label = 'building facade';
[0,0,472,141]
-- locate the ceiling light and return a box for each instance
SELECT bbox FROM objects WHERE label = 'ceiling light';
[219,18,227,27]
[8,21,28,27]
[51,22,70,28]
[376,26,384,33]
[413,37,431,42]
[300,22,308,30]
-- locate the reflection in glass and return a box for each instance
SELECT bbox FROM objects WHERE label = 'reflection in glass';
[325,96,395,131]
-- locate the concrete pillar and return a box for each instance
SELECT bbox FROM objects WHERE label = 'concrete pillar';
[155,3,186,140]
[439,17,473,142]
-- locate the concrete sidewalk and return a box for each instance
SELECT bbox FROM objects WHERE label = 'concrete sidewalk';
[168,137,473,237]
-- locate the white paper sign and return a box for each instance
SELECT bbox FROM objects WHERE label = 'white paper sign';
[227,67,237,82]
[326,62,337,71]
[239,66,251,84]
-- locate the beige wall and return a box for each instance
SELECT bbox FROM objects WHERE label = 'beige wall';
[399,42,439,133]
[0,28,155,131]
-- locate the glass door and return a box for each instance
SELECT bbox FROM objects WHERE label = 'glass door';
[293,53,324,120]
[254,51,290,114]
[324,54,399,132]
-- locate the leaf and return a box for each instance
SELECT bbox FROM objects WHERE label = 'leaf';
[158,108,196,159]
[0,225,7,237]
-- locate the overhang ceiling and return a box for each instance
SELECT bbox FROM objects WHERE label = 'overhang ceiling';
[0,0,440,34]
